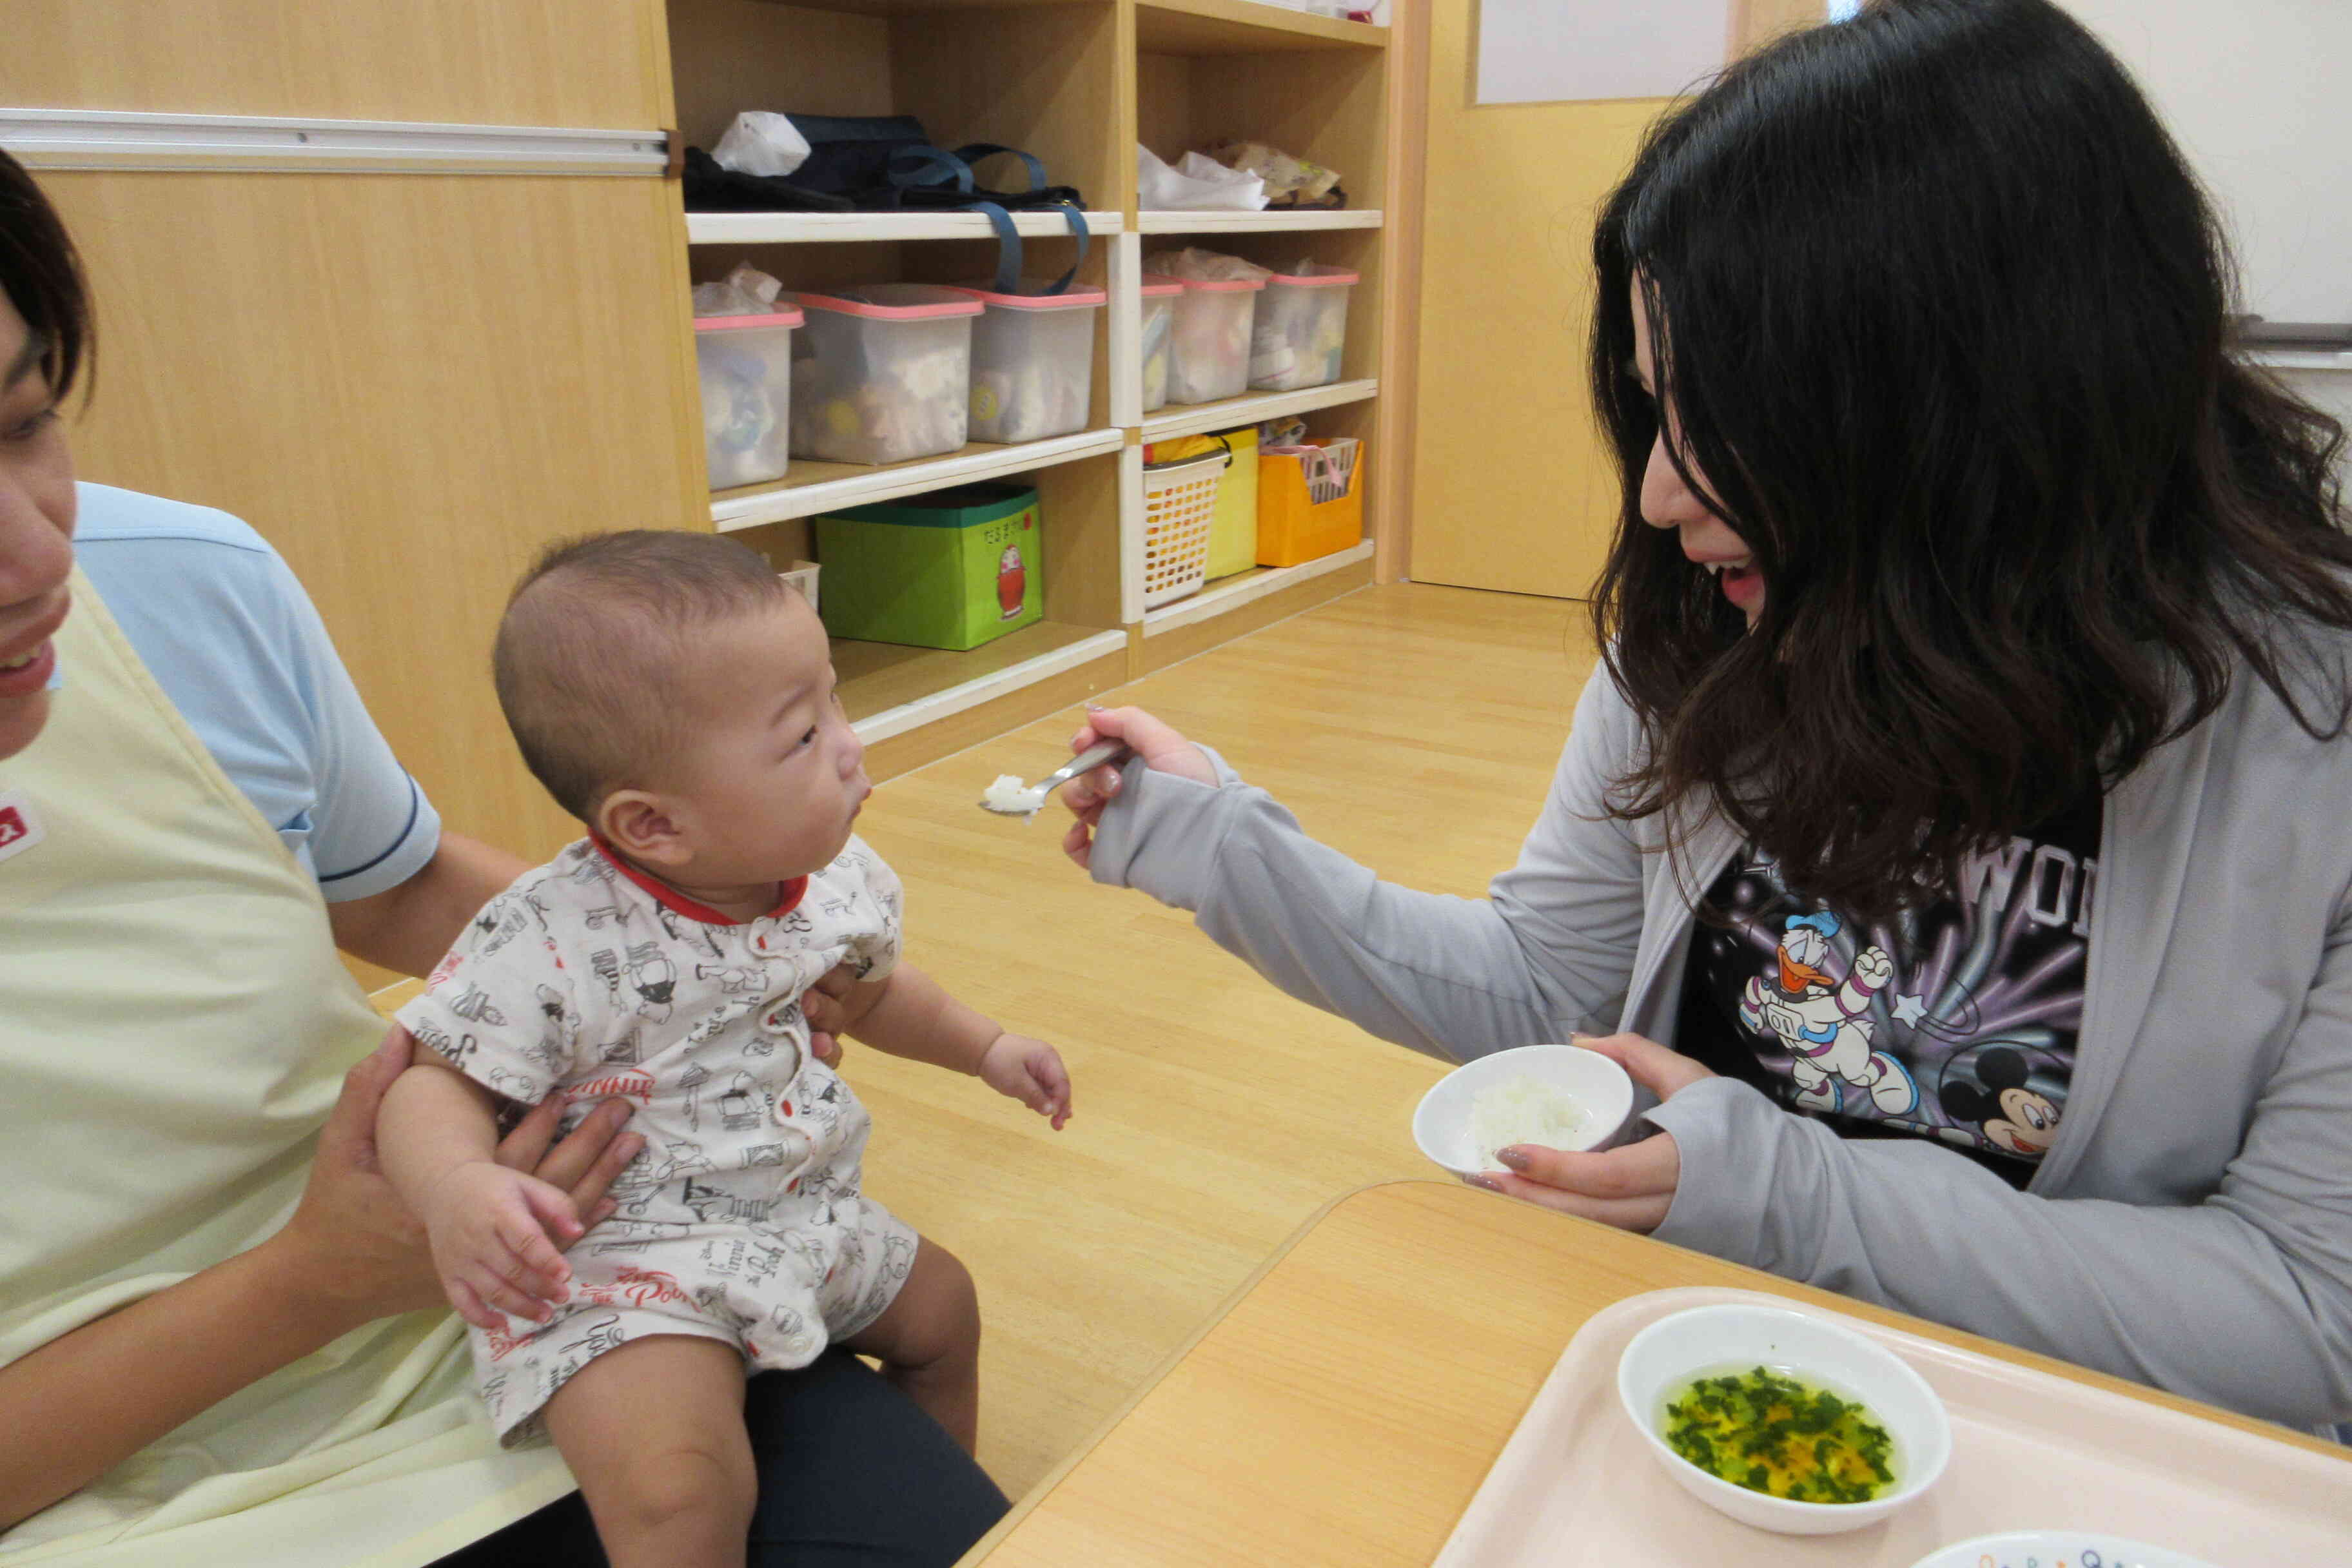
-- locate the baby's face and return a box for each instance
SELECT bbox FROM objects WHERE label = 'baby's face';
[659,594,870,883]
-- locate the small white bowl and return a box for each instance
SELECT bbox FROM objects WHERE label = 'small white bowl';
[1908,1533,2219,1568]
[1411,1043,1634,1178]
[1616,1303,1952,1536]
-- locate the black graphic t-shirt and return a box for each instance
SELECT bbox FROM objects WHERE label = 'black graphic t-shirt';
[1676,794,2099,1190]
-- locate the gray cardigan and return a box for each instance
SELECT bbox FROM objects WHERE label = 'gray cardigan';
[1089,655,2352,1429]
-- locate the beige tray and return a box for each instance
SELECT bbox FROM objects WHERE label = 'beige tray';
[1432,1286,2352,1567]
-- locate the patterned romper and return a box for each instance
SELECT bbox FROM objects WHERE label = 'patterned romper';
[397,835,917,1442]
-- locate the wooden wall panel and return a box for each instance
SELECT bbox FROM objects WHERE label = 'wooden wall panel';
[44,170,706,874]
[0,1,672,129]
[1404,1,1830,599]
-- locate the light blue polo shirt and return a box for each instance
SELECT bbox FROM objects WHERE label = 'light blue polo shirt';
[71,482,441,901]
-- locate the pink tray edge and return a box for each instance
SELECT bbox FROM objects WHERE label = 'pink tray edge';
[1429,1286,2352,1568]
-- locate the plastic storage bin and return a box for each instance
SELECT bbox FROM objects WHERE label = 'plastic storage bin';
[790,285,983,466]
[1250,264,1357,391]
[948,280,1106,444]
[1139,274,1184,414]
[1164,273,1266,405]
[694,305,803,490]
[1258,438,1365,567]
[813,484,1042,651]
[1141,447,1228,607]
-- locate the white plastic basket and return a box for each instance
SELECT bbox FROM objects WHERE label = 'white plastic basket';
[1141,449,1229,608]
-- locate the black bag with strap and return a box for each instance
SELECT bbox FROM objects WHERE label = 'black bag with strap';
[683,113,1091,295]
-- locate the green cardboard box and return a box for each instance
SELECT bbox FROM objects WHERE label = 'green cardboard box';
[814,484,1043,651]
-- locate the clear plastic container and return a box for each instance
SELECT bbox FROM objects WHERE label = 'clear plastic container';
[1139,275,1184,414]
[694,306,803,490]
[1250,264,1358,391]
[1164,274,1266,405]
[790,285,984,466]
[948,279,1108,444]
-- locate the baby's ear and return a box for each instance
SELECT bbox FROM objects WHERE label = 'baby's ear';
[599,789,689,868]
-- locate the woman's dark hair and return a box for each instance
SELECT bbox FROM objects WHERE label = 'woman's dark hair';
[0,148,91,399]
[1589,0,2352,920]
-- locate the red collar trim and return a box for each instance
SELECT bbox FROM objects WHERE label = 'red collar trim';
[589,836,807,926]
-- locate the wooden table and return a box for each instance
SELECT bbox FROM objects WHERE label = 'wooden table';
[962,1181,2346,1567]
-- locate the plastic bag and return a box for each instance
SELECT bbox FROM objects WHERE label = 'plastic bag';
[1137,143,1266,211]
[1142,246,1273,284]
[712,112,811,179]
[692,262,787,318]
[1205,139,1343,209]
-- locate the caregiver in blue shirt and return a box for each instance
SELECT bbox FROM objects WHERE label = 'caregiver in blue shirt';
[0,150,1006,1565]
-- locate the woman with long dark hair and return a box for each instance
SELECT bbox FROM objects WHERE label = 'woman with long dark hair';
[1052,0,2352,1428]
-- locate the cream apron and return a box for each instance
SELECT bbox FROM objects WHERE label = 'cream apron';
[0,572,568,1565]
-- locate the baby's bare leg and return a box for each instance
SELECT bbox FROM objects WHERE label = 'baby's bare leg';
[541,1333,754,1568]
[842,1238,981,1453]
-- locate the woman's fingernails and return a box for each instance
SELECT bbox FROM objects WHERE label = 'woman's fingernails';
[1462,1173,1504,1193]
[1085,701,1106,712]
[1496,1148,1531,1172]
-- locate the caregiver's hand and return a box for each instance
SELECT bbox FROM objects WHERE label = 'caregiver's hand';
[799,961,874,1065]
[1060,705,1219,870]
[1467,1034,1716,1233]
[263,1027,640,1332]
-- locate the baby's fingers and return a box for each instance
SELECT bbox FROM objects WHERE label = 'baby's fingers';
[505,1186,582,1272]
[1030,1054,1073,1130]
[457,1253,560,1323]
[446,1275,502,1333]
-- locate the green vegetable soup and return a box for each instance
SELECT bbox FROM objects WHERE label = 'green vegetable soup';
[1658,1366,1897,1504]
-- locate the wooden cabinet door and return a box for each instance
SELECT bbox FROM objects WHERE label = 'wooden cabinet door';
[43,169,705,888]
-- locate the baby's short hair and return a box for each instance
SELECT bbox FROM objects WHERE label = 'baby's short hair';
[494,531,791,822]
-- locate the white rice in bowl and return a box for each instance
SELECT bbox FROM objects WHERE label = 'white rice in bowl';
[1469,1075,1590,1166]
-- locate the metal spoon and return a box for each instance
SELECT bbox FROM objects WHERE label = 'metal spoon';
[978,740,1130,818]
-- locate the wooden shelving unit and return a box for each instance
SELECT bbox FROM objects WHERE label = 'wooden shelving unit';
[1135,208,1381,233]
[687,210,1126,246]
[1139,378,1377,441]
[710,430,1126,530]
[663,0,1398,776]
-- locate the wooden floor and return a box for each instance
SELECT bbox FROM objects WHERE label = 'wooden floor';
[847,582,1603,1500]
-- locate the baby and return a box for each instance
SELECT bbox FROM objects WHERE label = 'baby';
[378,531,1070,1568]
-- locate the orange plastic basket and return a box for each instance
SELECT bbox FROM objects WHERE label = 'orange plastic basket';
[1257,438,1365,567]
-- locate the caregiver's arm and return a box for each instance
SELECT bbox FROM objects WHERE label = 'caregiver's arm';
[0,1033,639,1531]
[1643,913,2352,1427]
[1063,671,1652,1061]
[328,828,527,978]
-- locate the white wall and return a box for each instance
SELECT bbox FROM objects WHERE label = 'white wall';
[2061,1,2351,325]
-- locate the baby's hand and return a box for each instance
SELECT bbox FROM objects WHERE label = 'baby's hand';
[977,1034,1073,1131]
[421,1159,584,1330]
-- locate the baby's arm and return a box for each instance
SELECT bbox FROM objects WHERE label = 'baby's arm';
[848,963,1072,1130]
[378,1060,585,1327]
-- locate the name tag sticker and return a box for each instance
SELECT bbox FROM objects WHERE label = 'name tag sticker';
[0,791,48,865]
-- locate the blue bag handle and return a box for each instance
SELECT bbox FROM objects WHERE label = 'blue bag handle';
[887,144,1092,296]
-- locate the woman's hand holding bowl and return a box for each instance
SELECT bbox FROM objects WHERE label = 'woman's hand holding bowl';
[1469,1032,1718,1234]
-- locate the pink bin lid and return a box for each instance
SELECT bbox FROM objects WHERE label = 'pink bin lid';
[1139,273,1186,298]
[946,280,1108,311]
[1266,266,1360,288]
[1173,273,1266,294]
[794,284,985,321]
[694,306,804,332]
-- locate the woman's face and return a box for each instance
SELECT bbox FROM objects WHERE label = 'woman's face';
[1629,283,1764,626]
[0,290,76,760]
